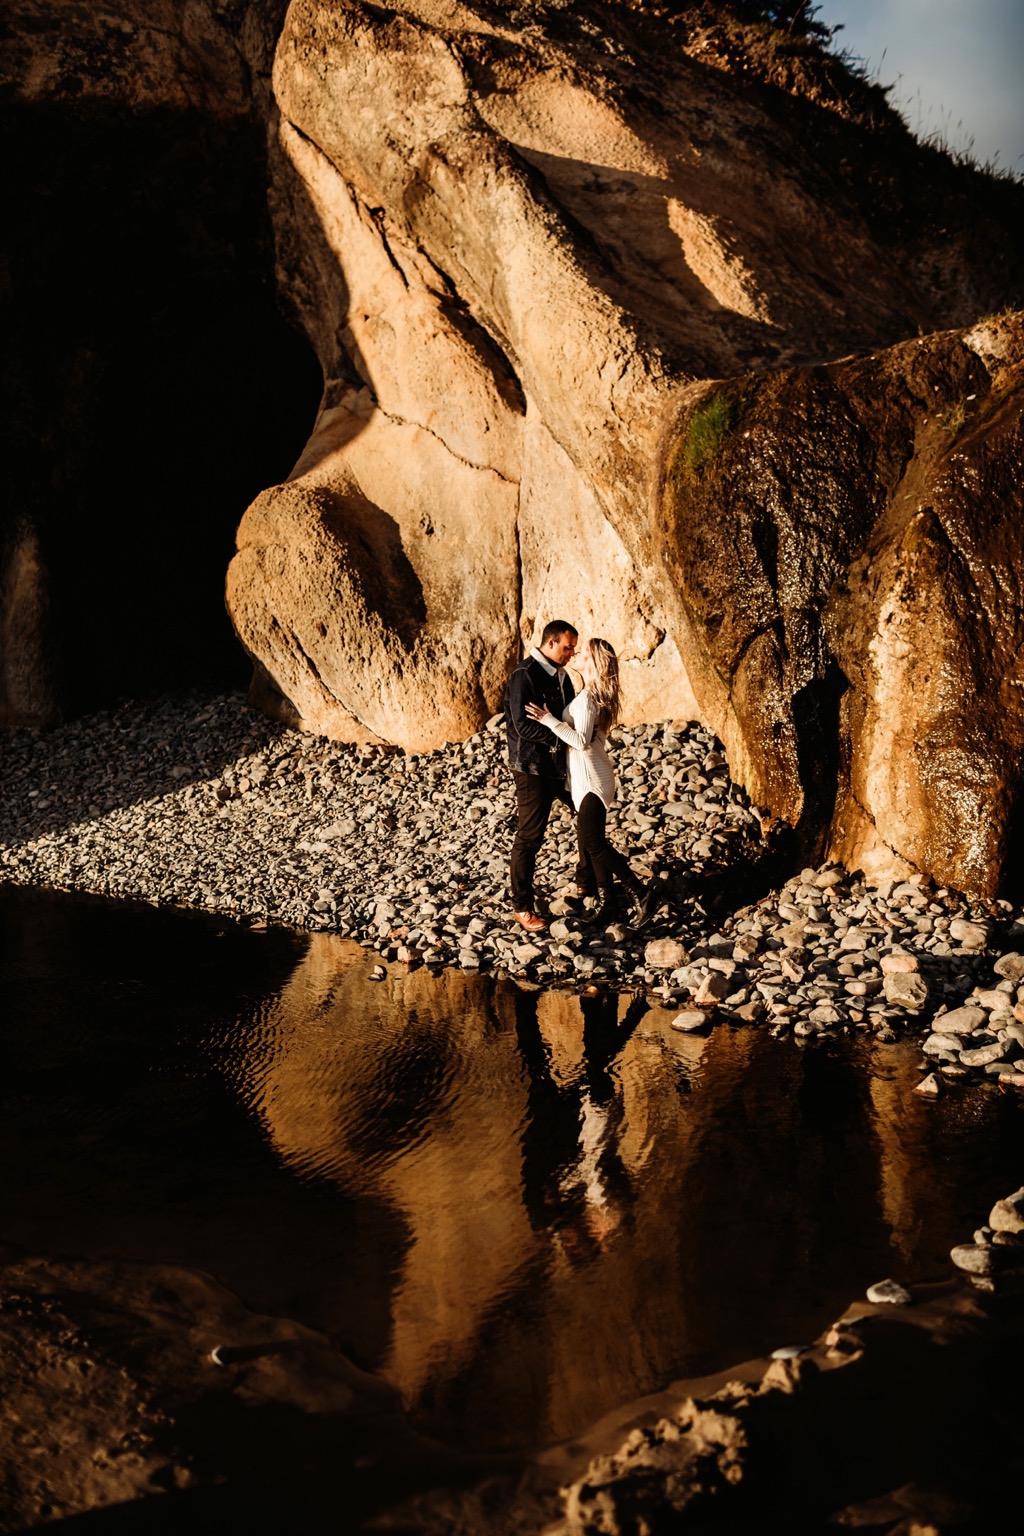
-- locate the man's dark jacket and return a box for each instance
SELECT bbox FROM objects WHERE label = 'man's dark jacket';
[504,656,575,777]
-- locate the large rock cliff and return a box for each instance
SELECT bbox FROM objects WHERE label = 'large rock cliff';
[227,0,1024,893]
[5,1,1024,893]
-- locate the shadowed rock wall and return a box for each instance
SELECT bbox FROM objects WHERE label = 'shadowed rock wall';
[0,1,321,724]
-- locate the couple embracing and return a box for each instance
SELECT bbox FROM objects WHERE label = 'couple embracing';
[504,620,658,935]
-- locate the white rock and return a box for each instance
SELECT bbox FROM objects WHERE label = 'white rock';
[866,1278,911,1306]
[972,987,1011,1010]
[694,971,730,1005]
[949,918,989,949]
[923,1032,963,1057]
[670,1010,709,1033]
[880,950,919,974]
[813,868,845,889]
[993,951,1024,982]
[645,938,689,969]
[989,1188,1024,1234]
[960,1040,1009,1067]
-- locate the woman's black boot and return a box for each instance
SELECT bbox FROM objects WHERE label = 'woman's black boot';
[624,875,659,931]
[594,887,620,925]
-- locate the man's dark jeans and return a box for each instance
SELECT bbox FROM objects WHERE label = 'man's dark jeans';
[510,771,566,912]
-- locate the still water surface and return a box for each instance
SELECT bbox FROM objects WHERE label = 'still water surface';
[2,886,1022,1453]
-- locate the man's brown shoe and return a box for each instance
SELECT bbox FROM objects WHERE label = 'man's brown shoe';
[514,910,547,933]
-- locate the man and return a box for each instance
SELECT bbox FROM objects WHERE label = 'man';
[504,620,578,931]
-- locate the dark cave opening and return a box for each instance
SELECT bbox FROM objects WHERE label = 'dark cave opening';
[1,98,322,722]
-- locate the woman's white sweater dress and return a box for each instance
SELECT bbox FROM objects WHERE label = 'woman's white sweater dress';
[544,688,617,811]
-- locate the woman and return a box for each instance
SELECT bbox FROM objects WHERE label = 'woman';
[525,637,657,929]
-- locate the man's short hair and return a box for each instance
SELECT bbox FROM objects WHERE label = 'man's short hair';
[541,619,578,645]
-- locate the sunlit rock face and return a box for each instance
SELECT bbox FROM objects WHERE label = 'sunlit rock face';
[228,0,1024,890]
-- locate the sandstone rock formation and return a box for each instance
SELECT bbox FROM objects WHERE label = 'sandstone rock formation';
[661,314,1024,893]
[5,2,1024,893]
[224,0,1024,892]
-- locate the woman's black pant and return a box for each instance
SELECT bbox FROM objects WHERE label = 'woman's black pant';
[576,792,635,895]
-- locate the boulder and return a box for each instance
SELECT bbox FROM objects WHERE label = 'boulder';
[949,920,990,950]
[972,988,1013,1011]
[694,972,731,1006]
[994,953,1024,983]
[960,1040,1010,1068]
[989,1188,1024,1235]
[881,951,919,975]
[670,1011,709,1034]
[923,1033,963,1059]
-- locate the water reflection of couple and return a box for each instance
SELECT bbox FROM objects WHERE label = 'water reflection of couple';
[504,620,658,933]
[516,987,648,1257]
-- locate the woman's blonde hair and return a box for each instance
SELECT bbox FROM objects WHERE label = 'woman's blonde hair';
[585,637,621,734]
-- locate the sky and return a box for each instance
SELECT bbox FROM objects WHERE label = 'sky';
[813,0,1024,176]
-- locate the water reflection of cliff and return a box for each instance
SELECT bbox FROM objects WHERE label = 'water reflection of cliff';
[226,934,1020,1451]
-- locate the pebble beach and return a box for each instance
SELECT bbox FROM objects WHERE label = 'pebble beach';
[4,690,1024,1111]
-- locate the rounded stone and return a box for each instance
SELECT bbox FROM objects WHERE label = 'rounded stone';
[880,950,919,975]
[959,1040,1009,1067]
[644,938,690,970]
[994,952,1024,982]
[932,1005,987,1036]
[670,1010,709,1033]
[865,1278,912,1306]
[989,1189,1024,1233]
[949,919,989,949]
[882,972,929,1010]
